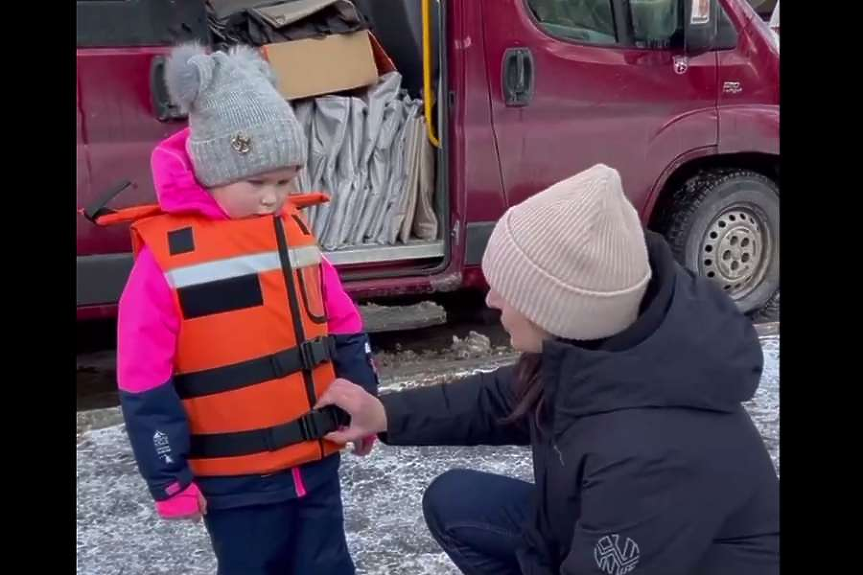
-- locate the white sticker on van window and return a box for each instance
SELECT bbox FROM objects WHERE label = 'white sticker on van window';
[691,0,710,24]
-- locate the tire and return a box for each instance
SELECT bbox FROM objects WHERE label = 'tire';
[657,169,780,318]
[750,289,779,323]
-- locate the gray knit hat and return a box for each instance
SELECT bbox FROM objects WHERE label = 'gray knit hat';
[164,43,307,187]
[482,164,652,341]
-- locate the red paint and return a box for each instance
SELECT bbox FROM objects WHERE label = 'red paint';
[77,47,183,257]
[76,304,123,321]
[76,0,779,315]
[461,267,489,291]
[715,2,779,155]
[480,0,718,215]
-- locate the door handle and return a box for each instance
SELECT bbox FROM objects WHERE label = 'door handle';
[503,47,535,107]
[514,51,525,92]
[150,55,188,122]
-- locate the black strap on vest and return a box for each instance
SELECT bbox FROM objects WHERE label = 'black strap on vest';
[174,336,337,400]
[82,180,134,223]
[188,405,351,459]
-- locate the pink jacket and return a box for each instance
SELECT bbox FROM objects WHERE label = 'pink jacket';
[117,129,368,519]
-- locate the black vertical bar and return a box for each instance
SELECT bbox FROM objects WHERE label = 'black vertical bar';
[274,216,324,457]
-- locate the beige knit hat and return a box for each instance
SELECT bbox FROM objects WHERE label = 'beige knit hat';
[482,164,652,341]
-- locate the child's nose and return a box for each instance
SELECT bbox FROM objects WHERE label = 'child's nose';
[261,188,277,206]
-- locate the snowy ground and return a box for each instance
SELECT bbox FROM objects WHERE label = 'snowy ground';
[77,335,779,575]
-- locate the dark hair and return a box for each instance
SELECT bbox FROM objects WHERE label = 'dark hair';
[501,353,545,426]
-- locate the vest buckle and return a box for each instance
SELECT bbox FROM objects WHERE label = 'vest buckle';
[298,337,334,371]
[298,411,318,441]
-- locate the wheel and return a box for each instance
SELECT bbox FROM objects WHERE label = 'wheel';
[657,169,780,317]
[750,289,779,323]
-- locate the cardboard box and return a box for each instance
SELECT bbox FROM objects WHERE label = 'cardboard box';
[263,30,379,101]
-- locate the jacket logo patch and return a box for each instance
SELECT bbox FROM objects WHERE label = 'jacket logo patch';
[153,430,174,464]
[365,341,378,375]
[594,534,640,574]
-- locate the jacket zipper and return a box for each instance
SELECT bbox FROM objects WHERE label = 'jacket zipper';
[553,442,565,467]
[273,216,323,458]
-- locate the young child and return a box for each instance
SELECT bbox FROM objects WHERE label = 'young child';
[112,44,378,574]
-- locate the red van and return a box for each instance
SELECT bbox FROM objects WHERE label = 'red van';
[77,0,779,321]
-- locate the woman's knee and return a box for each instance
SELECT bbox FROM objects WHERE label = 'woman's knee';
[422,468,478,532]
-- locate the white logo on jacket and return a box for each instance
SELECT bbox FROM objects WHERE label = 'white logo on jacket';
[153,430,173,464]
[594,534,640,574]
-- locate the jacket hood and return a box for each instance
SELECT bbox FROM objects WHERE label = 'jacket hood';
[150,128,228,220]
[542,232,763,425]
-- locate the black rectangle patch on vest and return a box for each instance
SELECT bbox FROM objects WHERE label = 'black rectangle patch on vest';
[178,274,263,319]
[168,227,195,255]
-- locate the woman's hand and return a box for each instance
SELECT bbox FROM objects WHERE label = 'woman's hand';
[351,435,377,456]
[315,378,388,445]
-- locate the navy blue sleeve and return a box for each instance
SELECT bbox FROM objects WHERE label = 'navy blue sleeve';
[379,365,531,446]
[331,332,379,397]
[119,381,194,501]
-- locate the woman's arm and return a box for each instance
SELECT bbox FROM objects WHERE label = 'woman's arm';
[380,365,530,446]
[316,365,531,447]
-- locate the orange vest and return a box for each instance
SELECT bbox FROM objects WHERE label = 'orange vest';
[97,195,344,477]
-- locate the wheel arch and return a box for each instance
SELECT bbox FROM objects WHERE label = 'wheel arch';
[646,151,780,231]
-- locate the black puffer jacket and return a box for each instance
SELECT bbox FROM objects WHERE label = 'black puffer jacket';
[380,232,779,575]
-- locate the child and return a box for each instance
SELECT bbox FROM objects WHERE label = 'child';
[112,44,378,575]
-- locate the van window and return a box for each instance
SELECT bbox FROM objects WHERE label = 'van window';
[715,5,739,49]
[626,0,738,50]
[77,0,208,48]
[525,0,618,46]
[628,0,682,49]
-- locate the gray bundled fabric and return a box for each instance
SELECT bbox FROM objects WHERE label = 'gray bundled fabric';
[398,115,424,243]
[309,96,350,237]
[343,72,402,243]
[294,71,437,249]
[320,96,366,250]
[374,98,422,245]
[355,97,403,244]
[302,100,326,225]
[397,100,426,243]
[412,116,438,240]
[294,99,315,201]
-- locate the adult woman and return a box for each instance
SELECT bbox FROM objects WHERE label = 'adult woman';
[318,164,779,575]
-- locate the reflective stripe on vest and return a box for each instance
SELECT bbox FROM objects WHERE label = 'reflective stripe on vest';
[164,245,321,288]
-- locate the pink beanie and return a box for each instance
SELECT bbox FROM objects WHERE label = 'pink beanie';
[482,164,652,340]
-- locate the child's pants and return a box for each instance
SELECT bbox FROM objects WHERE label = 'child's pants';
[204,472,354,575]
